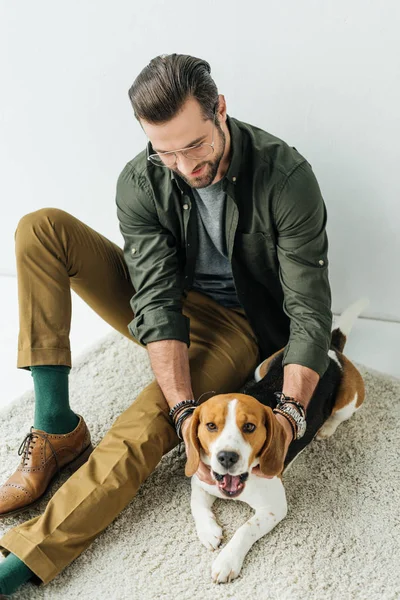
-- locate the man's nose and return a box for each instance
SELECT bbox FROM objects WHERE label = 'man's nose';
[217,451,240,469]
[176,154,198,174]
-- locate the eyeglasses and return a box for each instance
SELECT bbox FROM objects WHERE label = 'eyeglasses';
[147,111,216,168]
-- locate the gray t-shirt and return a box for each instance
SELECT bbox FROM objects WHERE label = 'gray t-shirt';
[191,178,242,308]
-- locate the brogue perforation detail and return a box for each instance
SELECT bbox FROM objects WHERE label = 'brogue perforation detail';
[45,419,83,442]
[2,483,34,501]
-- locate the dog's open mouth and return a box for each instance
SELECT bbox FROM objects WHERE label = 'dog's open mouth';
[213,472,248,497]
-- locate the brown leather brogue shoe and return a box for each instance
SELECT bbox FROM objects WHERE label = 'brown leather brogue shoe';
[0,415,93,518]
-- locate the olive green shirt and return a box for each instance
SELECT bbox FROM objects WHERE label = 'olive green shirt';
[115,114,333,378]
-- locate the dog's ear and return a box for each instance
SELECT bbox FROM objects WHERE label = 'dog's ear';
[258,405,287,477]
[184,406,201,477]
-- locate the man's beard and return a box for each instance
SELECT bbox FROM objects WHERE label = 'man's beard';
[173,123,226,189]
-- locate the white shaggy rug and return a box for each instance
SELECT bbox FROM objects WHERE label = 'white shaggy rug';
[0,330,399,600]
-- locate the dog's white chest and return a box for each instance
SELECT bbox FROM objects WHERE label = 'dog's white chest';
[190,473,287,583]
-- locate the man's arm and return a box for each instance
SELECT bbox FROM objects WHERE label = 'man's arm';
[274,160,333,380]
[282,363,319,411]
[147,339,215,485]
[274,160,331,410]
[253,160,331,475]
[146,339,194,408]
[116,165,190,348]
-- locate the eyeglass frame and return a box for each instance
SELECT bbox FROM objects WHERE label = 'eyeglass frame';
[146,109,216,168]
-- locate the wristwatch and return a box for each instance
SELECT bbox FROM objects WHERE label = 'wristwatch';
[275,400,307,440]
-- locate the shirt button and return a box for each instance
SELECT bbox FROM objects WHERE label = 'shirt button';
[131,247,137,256]
[232,176,237,182]
[319,259,324,265]
[183,204,189,210]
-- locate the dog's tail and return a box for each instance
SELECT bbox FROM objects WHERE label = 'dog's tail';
[330,296,370,353]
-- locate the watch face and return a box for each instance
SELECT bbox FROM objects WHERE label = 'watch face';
[285,405,301,422]
[276,402,307,438]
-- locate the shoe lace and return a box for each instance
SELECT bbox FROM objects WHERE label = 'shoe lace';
[18,427,61,476]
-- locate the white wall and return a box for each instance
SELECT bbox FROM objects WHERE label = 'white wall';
[1,0,399,325]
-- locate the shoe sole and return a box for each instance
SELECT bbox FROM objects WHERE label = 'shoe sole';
[0,443,94,519]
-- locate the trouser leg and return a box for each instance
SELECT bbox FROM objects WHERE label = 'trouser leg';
[14,207,141,370]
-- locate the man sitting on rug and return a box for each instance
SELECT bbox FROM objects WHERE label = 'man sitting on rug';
[0,53,332,596]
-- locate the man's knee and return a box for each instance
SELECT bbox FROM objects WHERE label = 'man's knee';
[15,208,73,242]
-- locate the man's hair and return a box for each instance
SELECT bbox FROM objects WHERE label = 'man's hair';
[128,53,219,125]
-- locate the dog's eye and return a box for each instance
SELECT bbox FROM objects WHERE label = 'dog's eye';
[206,422,218,432]
[243,423,256,433]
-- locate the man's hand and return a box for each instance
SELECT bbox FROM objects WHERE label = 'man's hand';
[181,416,216,486]
[251,412,293,479]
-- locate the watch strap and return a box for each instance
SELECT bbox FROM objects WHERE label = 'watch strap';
[273,403,307,440]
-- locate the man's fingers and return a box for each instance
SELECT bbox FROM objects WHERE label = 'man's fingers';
[251,465,274,479]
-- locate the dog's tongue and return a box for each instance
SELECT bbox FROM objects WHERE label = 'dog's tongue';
[220,474,242,493]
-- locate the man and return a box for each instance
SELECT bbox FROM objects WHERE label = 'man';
[0,53,332,596]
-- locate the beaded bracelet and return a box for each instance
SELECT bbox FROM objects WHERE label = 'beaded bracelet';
[272,407,297,440]
[274,392,306,417]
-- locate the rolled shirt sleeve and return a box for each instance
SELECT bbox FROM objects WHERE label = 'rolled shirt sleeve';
[274,161,333,378]
[115,165,190,347]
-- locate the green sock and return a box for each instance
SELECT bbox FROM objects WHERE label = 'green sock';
[0,552,35,595]
[30,365,79,434]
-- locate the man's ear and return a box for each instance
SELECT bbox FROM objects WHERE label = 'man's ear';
[184,406,201,477]
[258,406,287,477]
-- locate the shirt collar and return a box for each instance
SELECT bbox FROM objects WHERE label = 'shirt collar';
[170,114,242,197]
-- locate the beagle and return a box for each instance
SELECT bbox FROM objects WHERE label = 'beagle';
[185,297,369,583]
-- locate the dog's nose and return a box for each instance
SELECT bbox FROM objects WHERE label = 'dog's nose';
[217,451,239,469]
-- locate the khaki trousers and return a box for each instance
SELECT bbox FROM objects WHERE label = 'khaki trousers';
[0,208,260,585]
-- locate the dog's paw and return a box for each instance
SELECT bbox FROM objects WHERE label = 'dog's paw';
[196,518,223,550]
[315,420,339,440]
[212,547,244,583]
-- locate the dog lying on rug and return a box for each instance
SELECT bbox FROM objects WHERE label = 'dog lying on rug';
[184,297,368,583]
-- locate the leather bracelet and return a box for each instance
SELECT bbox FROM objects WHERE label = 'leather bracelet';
[273,407,296,441]
[173,406,195,427]
[169,399,198,420]
[175,407,196,440]
[172,404,195,423]
[172,402,198,440]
